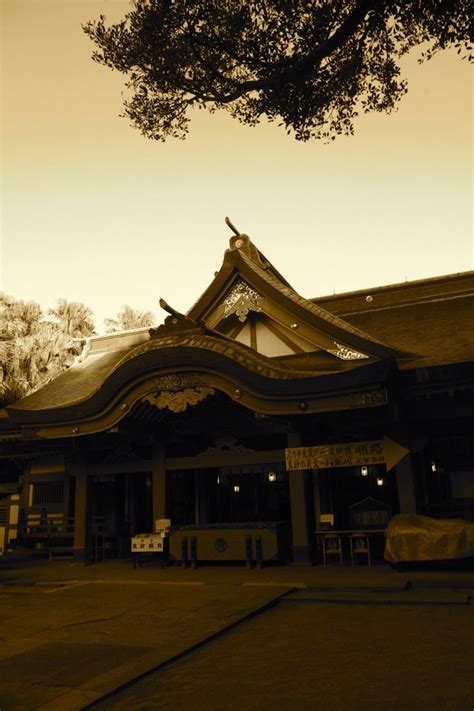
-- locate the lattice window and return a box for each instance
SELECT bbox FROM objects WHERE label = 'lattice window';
[33,482,64,505]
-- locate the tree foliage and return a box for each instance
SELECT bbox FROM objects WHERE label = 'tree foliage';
[1,296,156,406]
[48,299,95,339]
[0,295,96,407]
[83,0,472,142]
[104,305,154,333]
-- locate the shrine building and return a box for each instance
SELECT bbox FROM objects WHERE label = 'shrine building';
[0,230,473,564]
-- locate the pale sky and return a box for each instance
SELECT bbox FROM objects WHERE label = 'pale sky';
[1,1,472,334]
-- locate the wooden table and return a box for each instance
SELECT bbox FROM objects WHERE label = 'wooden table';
[315,529,386,535]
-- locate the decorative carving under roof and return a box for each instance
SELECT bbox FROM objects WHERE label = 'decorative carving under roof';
[354,389,387,407]
[147,373,206,391]
[327,342,370,361]
[142,372,215,413]
[222,280,263,323]
[197,436,256,457]
[144,386,215,414]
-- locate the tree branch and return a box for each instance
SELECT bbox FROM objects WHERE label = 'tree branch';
[212,0,382,103]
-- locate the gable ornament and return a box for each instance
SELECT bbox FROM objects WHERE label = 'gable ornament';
[328,342,369,361]
[222,280,263,323]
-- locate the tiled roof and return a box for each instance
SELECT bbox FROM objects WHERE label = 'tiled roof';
[6,330,380,420]
[3,238,472,423]
[313,272,474,368]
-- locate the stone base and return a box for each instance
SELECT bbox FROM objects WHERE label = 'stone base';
[292,545,312,564]
[73,548,86,563]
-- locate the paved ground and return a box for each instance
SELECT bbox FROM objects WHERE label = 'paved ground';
[0,558,473,711]
[96,601,474,711]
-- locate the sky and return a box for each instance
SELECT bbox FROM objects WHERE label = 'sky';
[1,0,472,334]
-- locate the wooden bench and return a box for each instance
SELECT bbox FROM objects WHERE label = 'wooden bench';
[48,546,74,562]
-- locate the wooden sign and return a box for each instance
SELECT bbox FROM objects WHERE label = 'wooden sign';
[285,437,409,473]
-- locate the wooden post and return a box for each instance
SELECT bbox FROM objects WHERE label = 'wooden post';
[312,470,321,525]
[63,468,70,531]
[195,470,210,524]
[287,431,311,563]
[72,455,89,562]
[396,455,417,514]
[152,443,166,526]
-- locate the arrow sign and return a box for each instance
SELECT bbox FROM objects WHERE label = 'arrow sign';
[285,437,409,473]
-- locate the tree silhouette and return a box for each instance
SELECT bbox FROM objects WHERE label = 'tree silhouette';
[84,1,471,142]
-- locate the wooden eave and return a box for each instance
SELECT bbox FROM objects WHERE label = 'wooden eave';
[2,334,396,440]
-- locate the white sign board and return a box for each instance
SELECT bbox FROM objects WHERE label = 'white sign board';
[131,533,165,552]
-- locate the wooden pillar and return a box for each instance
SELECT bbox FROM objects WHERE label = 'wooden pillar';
[396,455,417,514]
[312,470,321,528]
[72,455,89,562]
[288,431,311,563]
[194,471,210,524]
[63,468,70,527]
[152,443,166,526]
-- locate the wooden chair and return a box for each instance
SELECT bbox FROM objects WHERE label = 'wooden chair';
[350,532,371,566]
[322,533,343,566]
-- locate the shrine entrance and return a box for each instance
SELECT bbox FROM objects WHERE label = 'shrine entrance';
[89,472,153,559]
[167,464,290,526]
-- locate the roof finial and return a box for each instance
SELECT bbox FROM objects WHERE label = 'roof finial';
[225,216,240,236]
[159,298,181,317]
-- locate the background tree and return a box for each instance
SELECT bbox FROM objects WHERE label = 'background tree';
[0,295,96,407]
[104,305,154,333]
[48,298,95,339]
[83,1,471,142]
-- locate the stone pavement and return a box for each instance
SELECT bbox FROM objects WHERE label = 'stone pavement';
[0,558,473,710]
[96,597,474,711]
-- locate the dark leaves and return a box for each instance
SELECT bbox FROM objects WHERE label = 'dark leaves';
[83,0,472,142]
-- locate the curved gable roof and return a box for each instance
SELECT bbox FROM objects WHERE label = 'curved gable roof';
[188,233,414,361]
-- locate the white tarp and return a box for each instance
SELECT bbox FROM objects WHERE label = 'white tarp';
[384,514,474,563]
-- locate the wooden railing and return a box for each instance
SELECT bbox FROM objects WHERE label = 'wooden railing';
[18,510,75,539]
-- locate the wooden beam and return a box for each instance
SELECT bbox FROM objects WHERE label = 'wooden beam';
[250,317,257,350]
[166,449,285,470]
[262,318,306,354]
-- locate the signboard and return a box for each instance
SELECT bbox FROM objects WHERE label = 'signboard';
[285,437,409,472]
[131,533,166,552]
[320,514,334,525]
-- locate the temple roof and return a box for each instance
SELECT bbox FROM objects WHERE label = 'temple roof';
[313,271,474,369]
[187,232,408,361]
[1,231,473,436]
